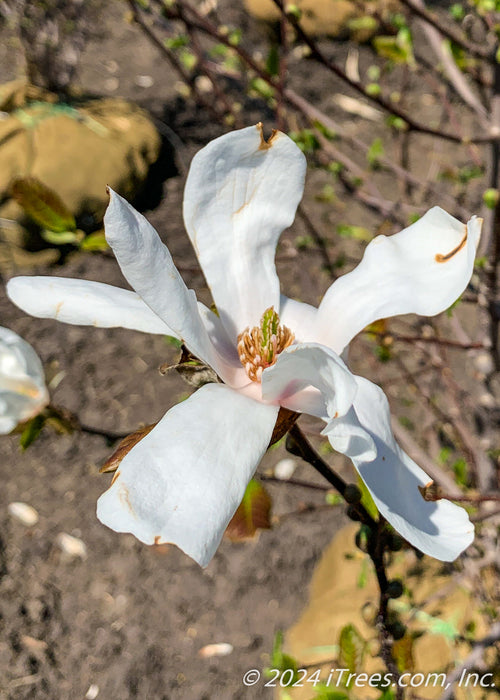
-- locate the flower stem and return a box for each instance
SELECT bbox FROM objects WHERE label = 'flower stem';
[287,422,403,693]
[287,423,376,528]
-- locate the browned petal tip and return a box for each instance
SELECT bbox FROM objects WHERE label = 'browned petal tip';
[257,122,279,150]
[435,228,467,263]
[100,423,157,474]
[418,480,444,501]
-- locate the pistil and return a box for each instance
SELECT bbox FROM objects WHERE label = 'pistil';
[237,307,294,382]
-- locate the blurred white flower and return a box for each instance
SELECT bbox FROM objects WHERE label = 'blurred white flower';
[0,326,49,434]
[7,125,481,565]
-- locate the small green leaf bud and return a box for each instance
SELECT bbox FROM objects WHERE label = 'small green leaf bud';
[483,188,499,210]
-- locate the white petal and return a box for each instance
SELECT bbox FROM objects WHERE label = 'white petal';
[279,295,317,342]
[0,326,49,432]
[104,190,231,380]
[7,277,177,336]
[97,383,278,567]
[322,408,376,462]
[0,415,17,434]
[261,342,357,419]
[329,376,474,561]
[317,209,482,353]
[183,124,306,341]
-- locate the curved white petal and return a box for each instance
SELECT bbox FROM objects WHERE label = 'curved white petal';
[317,209,482,353]
[329,376,474,561]
[104,189,233,382]
[183,124,307,341]
[0,326,49,432]
[7,277,178,336]
[322,408,376,462]
[279,295,318,343]
[0,414,17,434]
[97,383,278,567]
[262,342,357,419]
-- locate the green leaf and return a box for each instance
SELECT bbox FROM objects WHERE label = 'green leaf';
[452,458,468,486]
[249,77,276,101]
[347,15,378,32]
[266,44,280,77]
[164,34,189,50]
[267,631,299,685]
[392,634,415,672]
[288,129,320,153]
[225,479,272,541]
[367,137,385,167]
[79,231,109,251]
[483,188,499,209]
[313,687,350,700]
[373,28,414,65]
[163,335,182,349]
[450,3,465,20]
[337,224,372,242]
[19,413,45,450]
[179,48,197,71]
[11,177,76,232]
[366,82,381,96]
[338,624,365,684]
[41,229,84,245]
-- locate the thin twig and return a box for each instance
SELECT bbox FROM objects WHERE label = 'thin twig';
[270,0,496,144]
[439,622,500,700]
[399,0,494,60]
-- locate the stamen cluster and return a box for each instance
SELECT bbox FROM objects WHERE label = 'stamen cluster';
[237,307,294,382]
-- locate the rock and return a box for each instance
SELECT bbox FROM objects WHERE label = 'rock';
[8,502,39,527]
[85,685,99,700]
[56,532,88,559]
[0,80,162,248]
[274,457,297,480]
[198,642,234,658]
[285,523,496,699]
[244,0,398,40]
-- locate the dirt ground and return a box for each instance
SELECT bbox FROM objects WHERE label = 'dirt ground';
[0,2,493,699]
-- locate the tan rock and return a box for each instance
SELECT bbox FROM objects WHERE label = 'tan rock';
[0,81,161,236]
[244,0,398,40]
[285,523,496,700]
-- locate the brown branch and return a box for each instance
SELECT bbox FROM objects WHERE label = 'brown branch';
[399,0,494,60]
[380,332,485,350]
[439,622,500,700]
[287,424,402,693]
[127,0,224,121]
[270,0,497,144]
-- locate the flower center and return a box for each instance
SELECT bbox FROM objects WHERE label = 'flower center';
[237,306,294,382]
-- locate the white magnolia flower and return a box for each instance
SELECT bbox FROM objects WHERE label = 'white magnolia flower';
[7,125,481,566]
[0,326,49,434]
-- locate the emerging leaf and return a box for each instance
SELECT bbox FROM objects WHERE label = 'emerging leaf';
[100,424,157,474]
[41,229,84,245]
[392,634,415,672]
[225,478,272,541]
[79,231,110,251]
[159,345,219,388]
[10,177,76,232]
[338,624,365,682]
[19,413,46,450]
[266,631,299,686]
